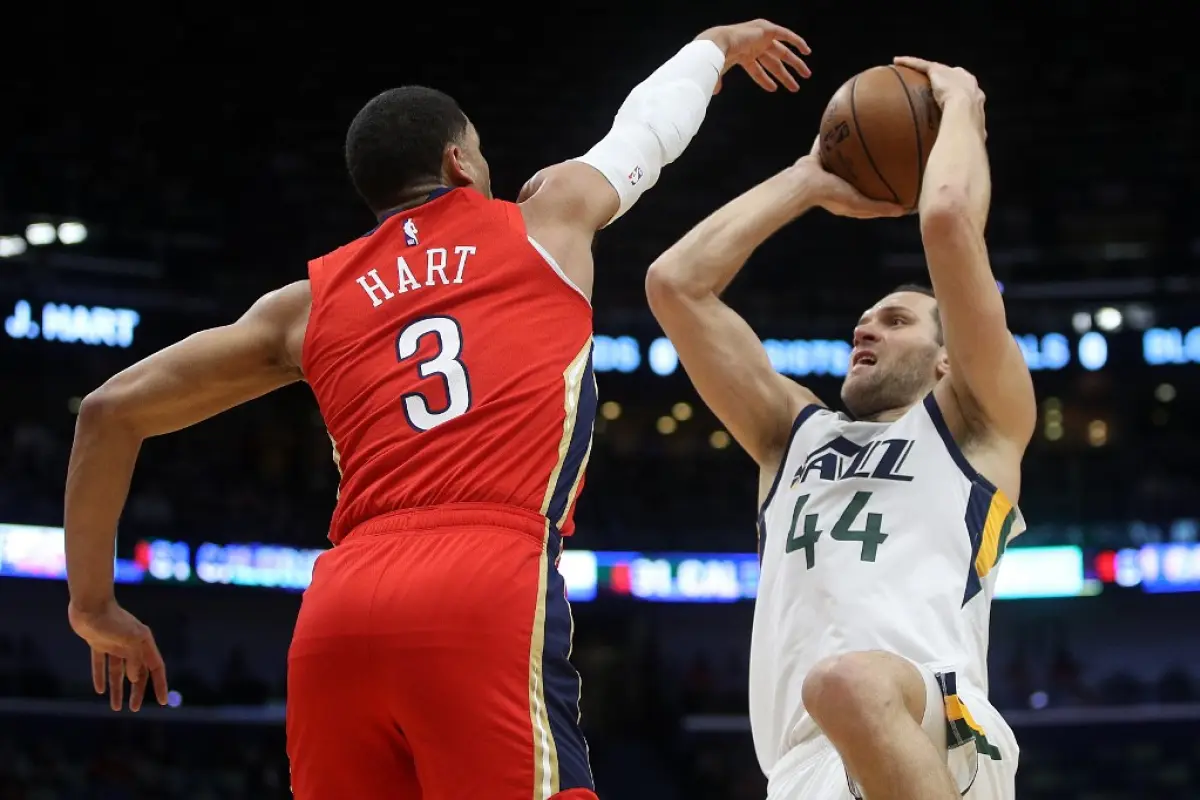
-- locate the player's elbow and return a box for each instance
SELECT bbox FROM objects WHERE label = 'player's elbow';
[919,185,973,238]
[78,377,142,436]
[646,258,703,310]
[78,387,125,429]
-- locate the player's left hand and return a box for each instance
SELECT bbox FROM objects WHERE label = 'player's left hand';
[699,20,812,94]
[792,137,908,220]
[68,599,169,712]
[892,57,985,110]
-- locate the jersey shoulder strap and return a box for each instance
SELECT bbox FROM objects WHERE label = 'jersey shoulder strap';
[757,404,831,522]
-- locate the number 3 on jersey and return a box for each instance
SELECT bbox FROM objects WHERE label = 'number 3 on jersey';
[396,316,472,432]
[785,491,888,568]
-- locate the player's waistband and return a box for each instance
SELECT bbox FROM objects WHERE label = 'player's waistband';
[343,502,553,543]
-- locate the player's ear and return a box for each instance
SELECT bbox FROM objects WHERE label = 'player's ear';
[935,349,950,380]
[443,144,476,188]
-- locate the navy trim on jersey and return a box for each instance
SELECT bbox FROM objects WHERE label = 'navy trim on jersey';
[361,187,457,237]
[755,403,824,561]
[541,526,596,791]
[545,347,597,526]
[921,393,998,493]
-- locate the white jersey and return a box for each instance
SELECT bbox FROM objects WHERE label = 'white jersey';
[749,393,1024,775]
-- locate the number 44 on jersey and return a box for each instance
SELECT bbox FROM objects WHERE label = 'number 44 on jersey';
[785,491,888,569]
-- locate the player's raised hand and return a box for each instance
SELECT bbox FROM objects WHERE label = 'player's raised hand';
[792,137,908,220]
[698,20,812,94]
[893,57,985,110]
[68,599,169,712]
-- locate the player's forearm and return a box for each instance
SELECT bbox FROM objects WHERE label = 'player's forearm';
[574,39,725,225]
[64,397,143,610]
[648,166,815,297]
[918,96,990,229]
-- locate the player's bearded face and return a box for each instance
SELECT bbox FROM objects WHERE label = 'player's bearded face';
[840,340,941,419]
[840,293,944,420]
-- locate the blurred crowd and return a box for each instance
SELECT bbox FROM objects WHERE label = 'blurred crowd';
[5,394,1200,552]
[2,630,1198,800]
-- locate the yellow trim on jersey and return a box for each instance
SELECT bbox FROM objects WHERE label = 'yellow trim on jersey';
[540,340,593,518]
[527,520,559,799]
[973,490,1016,579]
[944,692,986,739]
[555,367,597,531]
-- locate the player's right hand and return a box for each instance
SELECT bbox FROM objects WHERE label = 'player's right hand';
[698,20,812,94]
[68,599,169,712]
[792,137,908,220]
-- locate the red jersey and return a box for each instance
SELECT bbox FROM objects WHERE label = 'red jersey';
[303,188,596,545]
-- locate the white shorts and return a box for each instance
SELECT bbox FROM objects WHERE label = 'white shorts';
[765,662,1017,800]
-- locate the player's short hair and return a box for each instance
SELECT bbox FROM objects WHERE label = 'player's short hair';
[345,86,469,214]
[890,283,942,344]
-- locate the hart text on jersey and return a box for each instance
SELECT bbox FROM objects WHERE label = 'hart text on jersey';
[355,245,478,309]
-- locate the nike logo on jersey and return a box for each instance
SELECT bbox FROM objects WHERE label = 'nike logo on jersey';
[790,435,916,487]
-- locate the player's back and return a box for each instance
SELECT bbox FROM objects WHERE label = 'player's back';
[302,187,595,544]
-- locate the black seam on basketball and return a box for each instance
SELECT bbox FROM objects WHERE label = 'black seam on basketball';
[888,65,924,211]
[849,74,901,206]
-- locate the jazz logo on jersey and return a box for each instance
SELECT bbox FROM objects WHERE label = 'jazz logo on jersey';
[791,435,916,487]
[627,166,644,186]
[403,218,419,246]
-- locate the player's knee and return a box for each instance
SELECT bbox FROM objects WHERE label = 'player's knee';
[802,651,924,738]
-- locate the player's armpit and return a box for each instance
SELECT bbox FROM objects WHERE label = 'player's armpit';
[80,280,310,438]
[517,161,618,298]
[645,279,820,468]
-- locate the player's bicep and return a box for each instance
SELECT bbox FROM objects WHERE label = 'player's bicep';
[518,162,620,298]
[84,283,309,438]
[922,211,1036,447]
[646,278,819,467]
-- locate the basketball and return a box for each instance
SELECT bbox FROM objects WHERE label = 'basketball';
[818,65,941,210]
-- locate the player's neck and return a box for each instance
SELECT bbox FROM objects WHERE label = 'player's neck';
[858,404,913,424]
[376,183,449,220]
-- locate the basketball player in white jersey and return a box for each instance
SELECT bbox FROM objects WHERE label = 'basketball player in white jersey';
[646,57,1034,799]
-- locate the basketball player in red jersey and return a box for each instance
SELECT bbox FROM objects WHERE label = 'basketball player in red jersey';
[63,20,810,799]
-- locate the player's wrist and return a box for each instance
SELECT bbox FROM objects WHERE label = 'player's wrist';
[68,591,118,616]
[779,165,822,213]
[940,93,986,129]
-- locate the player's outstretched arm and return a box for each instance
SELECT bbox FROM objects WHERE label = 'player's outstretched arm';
[897,57,1036,451]
[519,20,811,298]
[65,281,309,617]
[646,152,902,468]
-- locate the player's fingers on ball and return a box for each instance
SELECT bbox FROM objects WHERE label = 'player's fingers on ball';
[91,649,106,694]
[107,655,125,711]
[761,55,800,92]
[893,56,932,72]
[773,41,811,78]
[744,60,777,91]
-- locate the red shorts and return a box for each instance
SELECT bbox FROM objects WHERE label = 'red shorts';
[286,504,597,800]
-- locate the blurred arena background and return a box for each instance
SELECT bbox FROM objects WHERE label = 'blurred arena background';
[2,2,1199,798]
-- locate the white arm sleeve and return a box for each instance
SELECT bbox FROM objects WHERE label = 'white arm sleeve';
[574,40,725,226]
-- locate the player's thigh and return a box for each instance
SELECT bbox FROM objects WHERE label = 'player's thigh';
[287,543,422,800]
[393,526,596,800]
